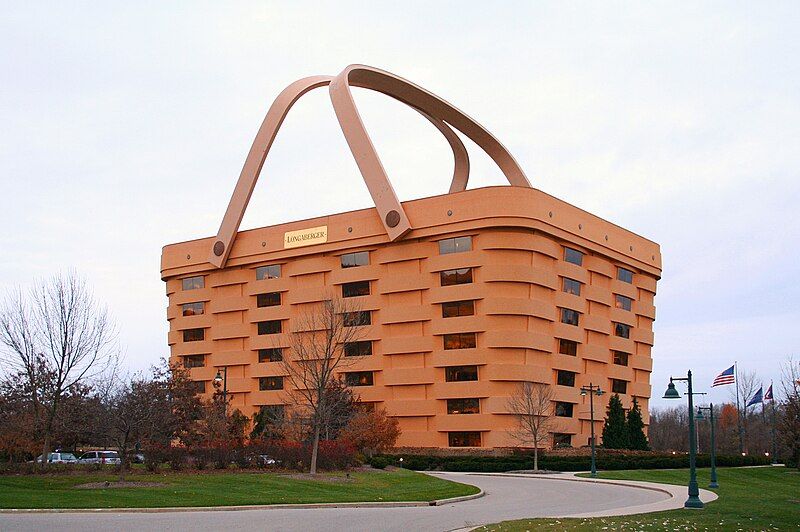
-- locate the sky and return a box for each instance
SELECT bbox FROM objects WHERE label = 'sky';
[1,2,798,409]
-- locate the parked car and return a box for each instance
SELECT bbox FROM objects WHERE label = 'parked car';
[78,450,121,465]
[34,452,77,464]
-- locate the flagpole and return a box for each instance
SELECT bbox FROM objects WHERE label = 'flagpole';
[735,361,744,455]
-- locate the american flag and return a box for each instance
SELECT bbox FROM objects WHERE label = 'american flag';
[712,365,735,387]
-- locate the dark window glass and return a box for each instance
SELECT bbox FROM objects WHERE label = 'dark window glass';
[344,341,373,357]
[614,322,631,338]
[183,354,205,368]
[555,401,574,417]
[257,292,281,307]
[258,404,285,425]
[258,320,282,335]
[342,281,370,298]
[183,328,204,342]
[345,371,374,387]
[440,268,473,286]
[259,376,284,391]
[560,308,580,326]
[564,247,584,266]
[448,431,481,447]
[258,348,283,363]
[341,251,369,268]
[182,276,204,290]
[447,398,480,414]
[558,339,578,356]
[445,365,478,382]
[617,267,634,283]
[343,311,371,327]
[443,333,477,350]
[182,302,204,316]
[562,278,582,296]
[256,264,281,280]
[189,380,206,394]
[557,370,576,387]
[614,294,633,311]
[611,379,628,394]
[442,300,475,318]
[613,351,629,366]
[438,236,472,255]
[553,433,572,448]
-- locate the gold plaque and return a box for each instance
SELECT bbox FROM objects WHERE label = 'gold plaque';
[284,225,328,249]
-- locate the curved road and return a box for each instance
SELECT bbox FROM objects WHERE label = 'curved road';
[2,472,707,532]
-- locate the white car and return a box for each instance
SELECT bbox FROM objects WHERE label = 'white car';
[78,450,121,465]
[35,452,77,464]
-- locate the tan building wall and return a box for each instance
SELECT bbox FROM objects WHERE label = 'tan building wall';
[161,185,661,449]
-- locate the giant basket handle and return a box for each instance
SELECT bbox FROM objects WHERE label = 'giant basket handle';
[209,65,530,267]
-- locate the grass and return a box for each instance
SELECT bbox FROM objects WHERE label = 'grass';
[0,468,479,509]
[476,466,799,531]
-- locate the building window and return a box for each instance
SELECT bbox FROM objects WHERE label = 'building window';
[257,292,281,308]
[447,398,480,414]
[611,379,628,394]
[189,380,206,394]
[258,320,282,335]
[613,351,629,366]
[445,365,478,382]
[183,328,204,342]
[617,267,634,284]
[258,404,285,425]
[562,278,582,296]
[341,251,369,268]
[345,371,374,387]
[343,311,371,327]
[344,341,373,357]
[442,300,475,318]
[553,433,572,448]
[342,281,370,298]
[560,308,580,326]
[564,247,584,266]
[556,370,576,387]
[614,294,633,311]
[183,354,205,368]
[443,333,477,350]
[258,348,283,363]
[448,431,481,447]
[182,276,204,290]
[555,401,574,417]
[259,376,284,391]
[614,322,631,338]
[438,236,472,255]
[256,264,281,280]
[558,339,578,356]
[440,268,473,286]
[182,302,204,316]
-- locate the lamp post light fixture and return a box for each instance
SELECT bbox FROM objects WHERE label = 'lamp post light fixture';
[580,382,604,478]
[213,366,228,414]
[696,403,719,489]
[663,371,704,509]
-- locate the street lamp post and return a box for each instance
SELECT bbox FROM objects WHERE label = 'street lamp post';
[696,403,719,489]
[663,371,704,509]
[580,383,604,478]
[214,366,228,414]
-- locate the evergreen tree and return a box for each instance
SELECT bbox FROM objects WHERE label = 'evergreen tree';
[602,394,629,449]
[626,397,650,450]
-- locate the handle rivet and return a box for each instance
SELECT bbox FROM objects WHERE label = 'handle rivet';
[386,210,401,228]
[348,227,353,233]
[447,210,453,216]
[213,241,225,256]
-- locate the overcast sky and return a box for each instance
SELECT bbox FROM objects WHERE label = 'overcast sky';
[1,2,798,408]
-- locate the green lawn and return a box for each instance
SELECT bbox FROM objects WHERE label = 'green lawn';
[477,467,799,531]
[0,468,479,509]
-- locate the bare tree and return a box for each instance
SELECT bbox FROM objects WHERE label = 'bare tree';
[507,381,555,471]
[730,369,758,453]
[0,273,118,467]
[281,296,364,474]
[780,356,800,468]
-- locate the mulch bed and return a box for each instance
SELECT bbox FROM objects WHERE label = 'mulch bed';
[75,481,166,489]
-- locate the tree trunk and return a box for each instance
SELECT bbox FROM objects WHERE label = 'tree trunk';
[533,444,539,471]
[40,433,51,471]
[310,424,321,475]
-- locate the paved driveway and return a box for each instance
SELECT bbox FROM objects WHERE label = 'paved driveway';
[1,472,693,532]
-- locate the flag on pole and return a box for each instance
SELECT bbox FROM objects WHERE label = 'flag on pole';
[764,384,773,402]
[747,386,763,407]
[712,365,735,387]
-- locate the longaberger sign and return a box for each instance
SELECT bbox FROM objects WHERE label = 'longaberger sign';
[284,225,328,249]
